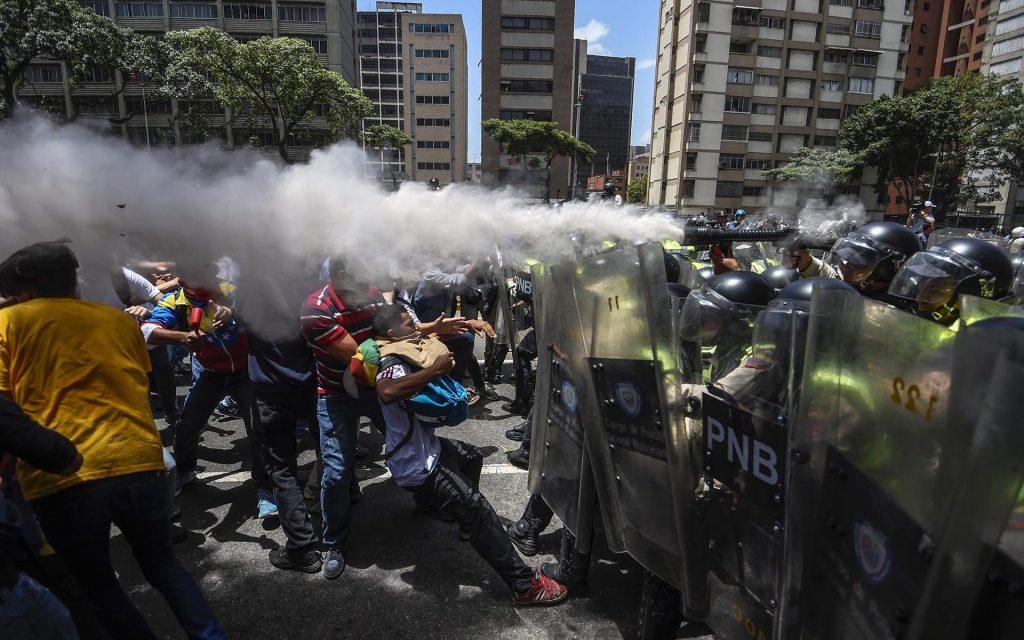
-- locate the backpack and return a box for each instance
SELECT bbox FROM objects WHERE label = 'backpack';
[378,354,469,428]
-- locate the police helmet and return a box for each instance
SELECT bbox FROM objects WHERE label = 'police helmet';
[735,209,746,218]
[827,221,922,288]
[763,264,799,292]
[667,282,691,299]
[889,237,1014,323]
[696,266,715,282]
[1013,227,1024,239]
[776,276,858,305]
[706,271,774,307]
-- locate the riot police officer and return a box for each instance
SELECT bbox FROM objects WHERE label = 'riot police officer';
[763,264,799,293]
[825,221,922,309]
[888,237,1014,326]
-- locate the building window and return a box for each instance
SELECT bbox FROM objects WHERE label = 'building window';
[990,57,1023,76]
[745,158,772,170]
[760,15,784,29]
[813,135,838,146]
[692,66,705,83]
[826,23,851,35]
[685,152,698,170]
[169,3,218,18]
[416,72,450,82]
[125,96,172,114]
[415,49,451,59]
[305,36,327,54]
[992,35,1024,57]
[687,122,701,141]
[757,45,781,58]
[417,140,451,149]
[224,3,270,19]
[278,3,326,22]
[923,1,930,8]
[499,109,552,120]
[843,103,864,117]
[500,48,554,62]
[695,34,708,53]
[23,64,63,83]
[915,67,922,77]
[743,185,764,196]
[733,8,760,26]
[817,107,841,119]
[752,103,777,115]
[115,2,164,17]
[721,125,748,141]
[855,20,882,38]
[829,0,853,5]
[690,93,703,112]
[719,154,745,169]
[724,95,751,112]
[80,1,111,16]
[410,23,454,33]
[716,181,743,197]
[417,162,451,170]
[727,67,754,84]
[857,0,882,8]
[82,66,113,83]
[754,73,779,86]
[500,17,554,30]
[824,50,848,63]
[696,2,710,22]
[748,131,773,142]
[416,118,451,127]
[418,95,451,104]
[73,97,117,114]
[821,79,843,91]
[730,41,753,54]
[849,77,875,93]
[681,180,695,197]
[852,51,878,66]
[976,33,986,44]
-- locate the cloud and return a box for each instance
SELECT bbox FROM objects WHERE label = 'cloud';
[638,129,651,145]
[637,58,656,70]
[575,18,611,55]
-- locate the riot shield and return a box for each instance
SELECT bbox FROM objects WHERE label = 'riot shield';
[697,300,804,640]
[493,265,522,372]
[569,243,699,598]
[927,227,1007,249]
[959,294,1024,326]
[777,289,959,640]
[527,262,599,544]
[905,322,1024,640]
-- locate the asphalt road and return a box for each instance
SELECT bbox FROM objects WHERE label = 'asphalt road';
[114,362,715,640]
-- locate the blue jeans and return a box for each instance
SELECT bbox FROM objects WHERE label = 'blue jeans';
[31,472,225,640]
[0,573,79,640]
[317,390,384,550]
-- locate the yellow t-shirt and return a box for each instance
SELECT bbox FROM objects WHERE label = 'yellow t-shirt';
[0,298,164,501]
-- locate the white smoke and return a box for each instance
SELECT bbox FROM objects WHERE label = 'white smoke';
[0,116,686,316]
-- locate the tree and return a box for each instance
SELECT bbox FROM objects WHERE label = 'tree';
[483,118,596,201]
[0,0,137,117]
[774,74,1024,217]
[164,29,373,161]
[361,123,411,151]
[626,177,648,204]
[763,147,861,203]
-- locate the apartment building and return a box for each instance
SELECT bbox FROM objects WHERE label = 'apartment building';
[481,0,577,199]
[575,54,636,192]
[357,2,468,185]
[647,0,912,217]
[17,1,357,159]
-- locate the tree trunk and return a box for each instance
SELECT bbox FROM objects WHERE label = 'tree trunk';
[2,77,17,119]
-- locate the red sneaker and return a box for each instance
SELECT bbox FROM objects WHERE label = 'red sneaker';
[513,571,568,606]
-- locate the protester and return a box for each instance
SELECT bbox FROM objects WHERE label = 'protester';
[300,257,386,579]
[0,242,225,640]
[142,264,277,518]
[370,305,568,605]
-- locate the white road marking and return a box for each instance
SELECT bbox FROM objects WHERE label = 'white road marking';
[198,463,526,485]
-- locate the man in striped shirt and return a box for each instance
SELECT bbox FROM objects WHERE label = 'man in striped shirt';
[299,258,385,580]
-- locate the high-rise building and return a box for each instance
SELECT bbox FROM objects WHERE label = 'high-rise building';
[648,0,912,217]
[357,2,468,185]
[481,0,577,200]
[574,54,636,194]
[18,1,359,159]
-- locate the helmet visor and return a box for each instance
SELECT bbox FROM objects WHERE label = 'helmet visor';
[678,287,765,343]
[888,249,977,312]
[827,235,896,284]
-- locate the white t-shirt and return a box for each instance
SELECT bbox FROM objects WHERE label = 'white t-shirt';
[376,358,441,487]
[81,267,160,309]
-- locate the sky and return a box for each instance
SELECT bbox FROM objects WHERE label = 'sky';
[357,0,661,162]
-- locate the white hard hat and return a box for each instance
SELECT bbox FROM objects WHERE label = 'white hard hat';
[923,200,936,208]
[1013,226,1024,239]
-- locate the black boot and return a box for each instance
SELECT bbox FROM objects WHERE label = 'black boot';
[507,504,543,556]
[505,419,528,442]
[638,570,684,640]
[541,529,590,587]
[502,361,533,416]
[485,344,509,383]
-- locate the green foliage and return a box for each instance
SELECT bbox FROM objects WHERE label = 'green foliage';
[164,29,372,161]
[626,177,648,204]
[0,0,138,115]
[482,118,596,201]
[361,123,411,150]
[774,74,1024,215]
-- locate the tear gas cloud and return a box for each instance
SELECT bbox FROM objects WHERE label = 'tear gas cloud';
[0,116,685,293]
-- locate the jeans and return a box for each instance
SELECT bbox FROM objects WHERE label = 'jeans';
[174,368,268,488]
[409,439,535,593]
[30,472,225,640]
[148,346,179,422]
[0,573,79,640]
[252,387,319,553]
[317,390,384,550]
